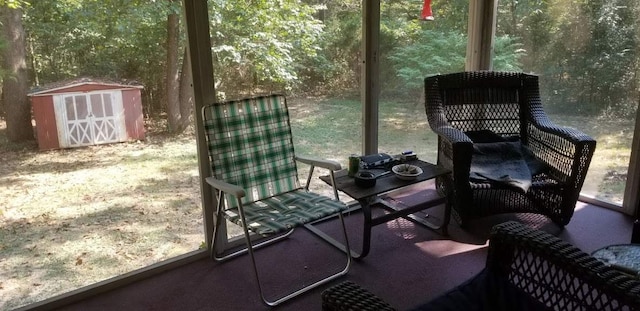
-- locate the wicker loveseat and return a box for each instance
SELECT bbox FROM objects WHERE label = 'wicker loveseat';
[321,221,640,311]
[424,71,596,227]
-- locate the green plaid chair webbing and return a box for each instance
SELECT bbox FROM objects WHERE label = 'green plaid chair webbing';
[204,95,299,203]
[226,189,347,235]
[203,94,347,235]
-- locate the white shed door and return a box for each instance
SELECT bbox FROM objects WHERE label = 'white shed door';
[54,91,127,148]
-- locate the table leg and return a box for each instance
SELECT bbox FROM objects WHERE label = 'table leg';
[306,192,450,260]
[353,199,373,260]
[304,199,372,260]
[303,204,364,259]
[441,199,451,236]
[371,194,450,235]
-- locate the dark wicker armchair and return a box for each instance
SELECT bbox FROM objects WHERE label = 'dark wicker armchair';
[322,221,640,310]
[424,71,596,227]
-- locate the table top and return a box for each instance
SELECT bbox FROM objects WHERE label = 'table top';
[320,159,450,201]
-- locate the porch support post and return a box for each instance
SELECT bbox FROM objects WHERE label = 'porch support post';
[623,98,640,216]
[183,0,218,248]
[361,0,380,155]
[465,0,498,70]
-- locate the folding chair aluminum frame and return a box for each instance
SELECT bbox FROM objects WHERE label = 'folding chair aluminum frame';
[203,95,352,306]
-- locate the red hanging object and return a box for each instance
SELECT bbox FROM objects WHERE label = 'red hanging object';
[421,0,434,21]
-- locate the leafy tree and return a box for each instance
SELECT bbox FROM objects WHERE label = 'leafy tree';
[387,26,523,99]
[209,0,324,98]
[21,0,329,132]
[24,0,172,115]
[305,4,361,96]
[385,31,523,99]
[0,15,5,118]
[497,0,553,72]
[164,0,190,133]
[1,3,33,142]
[388,30,466,98]
[543,0,638,116]
[492,35,525,71]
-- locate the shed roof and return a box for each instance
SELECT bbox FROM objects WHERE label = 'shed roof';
[28,77,143,96]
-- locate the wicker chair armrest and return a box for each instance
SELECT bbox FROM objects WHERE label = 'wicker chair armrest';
[205,176,245,198]
[529,116,595,144]
[296,155,342,171]
[429,126,474,185]
[424,74,476,182]
[431,125,474,146]
[488,221,640,310]
[522,74,596,177]
[522,78,595,145]
[526,120,596,185]
[424,75,473,146]
[527,112,596,152]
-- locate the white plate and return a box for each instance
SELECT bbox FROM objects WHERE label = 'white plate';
[391,164,423,180]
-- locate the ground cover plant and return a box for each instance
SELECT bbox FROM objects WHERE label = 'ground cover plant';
[0,97,631,310]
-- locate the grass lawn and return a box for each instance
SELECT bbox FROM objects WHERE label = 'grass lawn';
[0,96,631,310]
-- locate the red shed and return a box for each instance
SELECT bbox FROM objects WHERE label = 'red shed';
[28,79,145,150]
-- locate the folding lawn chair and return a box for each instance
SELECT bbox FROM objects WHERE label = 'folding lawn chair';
[201,94,351,306]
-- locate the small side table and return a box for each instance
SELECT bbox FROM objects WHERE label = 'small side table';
[592,244,640,277]
[315,159,451,259]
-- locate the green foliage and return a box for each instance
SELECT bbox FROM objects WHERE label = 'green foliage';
[24,0,173,111]
[304,7,361,95]
[385,29,524,98]
[0,0,28,9]
[209,0,324,98]
[498,0,639,118]
[12,0,640,119]
[492,35,525,71]
[388,30,466,95]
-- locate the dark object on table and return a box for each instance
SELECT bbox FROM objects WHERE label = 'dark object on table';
[202,94,351,306]
[321,221,640,311]
[424,71,596,227]
[354,171,377,188]
[360,153,394,169]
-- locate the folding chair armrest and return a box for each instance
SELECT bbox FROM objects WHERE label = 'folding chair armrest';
[205,176,246,198]
[296,155,342,171]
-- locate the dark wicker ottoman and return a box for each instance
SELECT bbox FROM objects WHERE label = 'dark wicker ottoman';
[321,221,640,311]
[321,281,395,311]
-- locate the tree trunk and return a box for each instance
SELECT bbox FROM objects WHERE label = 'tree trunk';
[1,6,33,142]
[178,47,194,132]
[165,11,181,133]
